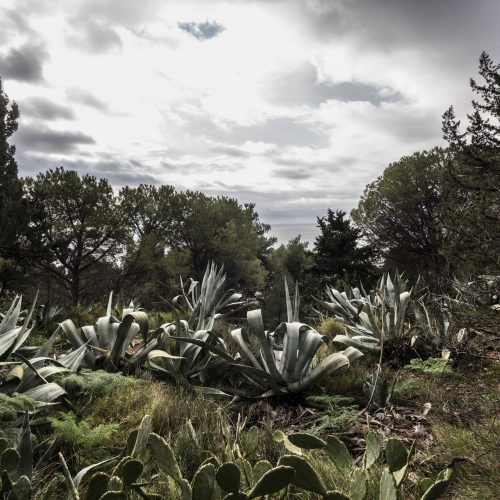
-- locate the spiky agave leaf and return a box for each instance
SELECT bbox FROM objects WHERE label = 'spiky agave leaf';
[0,293,38,361]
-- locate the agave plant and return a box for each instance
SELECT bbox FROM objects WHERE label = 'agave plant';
[59,292,153,372]
[317,272,415,352]
[231,309,363,395]
[174,262,248,331]
[0,294,38,362]
[0,328,76,409]
[146,315,232,385]
[413,299,470,353]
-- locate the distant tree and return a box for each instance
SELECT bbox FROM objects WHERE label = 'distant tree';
[442,51,500,272]
[24,168,126,304]
[264,235,313,323]
[118,184,179,300]
[168,191,276,290]
[0,77,26,288]
[314,209,376,286]
[351,149,449,286]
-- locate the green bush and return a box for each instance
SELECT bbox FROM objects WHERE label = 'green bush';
[405,357,454,376]
[317,318,345,338]
[49,412,118,450]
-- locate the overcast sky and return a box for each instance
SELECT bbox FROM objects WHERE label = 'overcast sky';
[1,0,499,243]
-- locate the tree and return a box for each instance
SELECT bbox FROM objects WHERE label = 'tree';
[442,51,500,272]
[351,149,450,286]
[167,191,276,290]
[264,235,313,324]
[314,209,376,286]
[24,167,126,304]
[0,77,26,288]
[118,184,180,301]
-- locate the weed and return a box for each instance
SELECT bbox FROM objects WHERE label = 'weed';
[317,318,346,338]
[405,357,454,376]
[55,369,139,399]
[49,412,118,450]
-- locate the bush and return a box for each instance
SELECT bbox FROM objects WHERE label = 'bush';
[405,357,454,376]
[317,318,345,337]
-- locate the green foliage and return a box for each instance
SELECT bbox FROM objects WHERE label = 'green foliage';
[314,209,376,286]
[0,393,35,421]
[352,148,450,287]
[264,236,314,325]
[405,357,454,376]
[24,167,126,304]
[317,318,345,338]
[306,395,359,434]
[49,412,118,450]
[283,430,453,499]
[442,52,500,274]
[0,77,26,289]
[55,370,139,398]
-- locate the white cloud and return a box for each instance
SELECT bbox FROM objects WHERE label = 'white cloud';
[1,0,498,242]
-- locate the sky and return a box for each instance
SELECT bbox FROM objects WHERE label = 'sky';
[1,0,499,243]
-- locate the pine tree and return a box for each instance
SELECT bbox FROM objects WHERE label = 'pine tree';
[0,77,26,287]
[442,52,500,272]
[313,209,376,286]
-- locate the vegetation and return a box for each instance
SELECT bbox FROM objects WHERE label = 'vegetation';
[0,52,498,499]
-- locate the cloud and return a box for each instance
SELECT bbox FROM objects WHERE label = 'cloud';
[66,88,108,111]
[15,125,95,153]
[0,7,36,43]
[20,97,75,120]
[270,63,403,107]
[231,117,327,147]
[178,21,225,40]
[18,152,159,186]
[0,43,47,82]
[69,19,122,52]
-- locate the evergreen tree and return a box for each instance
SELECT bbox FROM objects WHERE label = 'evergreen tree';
[24,168,126,304]
[314,209,376,286]
[442,51,500,272]
[351,149,449,287]
[0,77,26,288]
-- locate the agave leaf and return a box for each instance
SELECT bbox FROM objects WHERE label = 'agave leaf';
[279,322,301,383]
[73,456,118,489]
[247,310,284,385]
[13,412,33,481]
[58,343,88,371]
[293,329,326,379]
[287,352,350,393]
[22,382,66,403]
[231,328,263,370]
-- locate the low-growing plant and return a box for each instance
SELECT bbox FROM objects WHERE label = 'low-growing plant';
[405,357,454,376]
[49,412,118,450]
[280,430,453,499]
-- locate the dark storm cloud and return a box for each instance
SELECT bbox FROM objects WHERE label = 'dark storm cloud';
[66,89,108,111]
[18,152,159,186]
[69,20,122,52]
[295,0,500,67]
[178,21,225,40]
[271,63,403,107]
[21,97,75,120]
[0,44,47,82]
[15,125,95,153]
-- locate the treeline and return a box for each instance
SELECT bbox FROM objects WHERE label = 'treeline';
[0,52,499,317]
